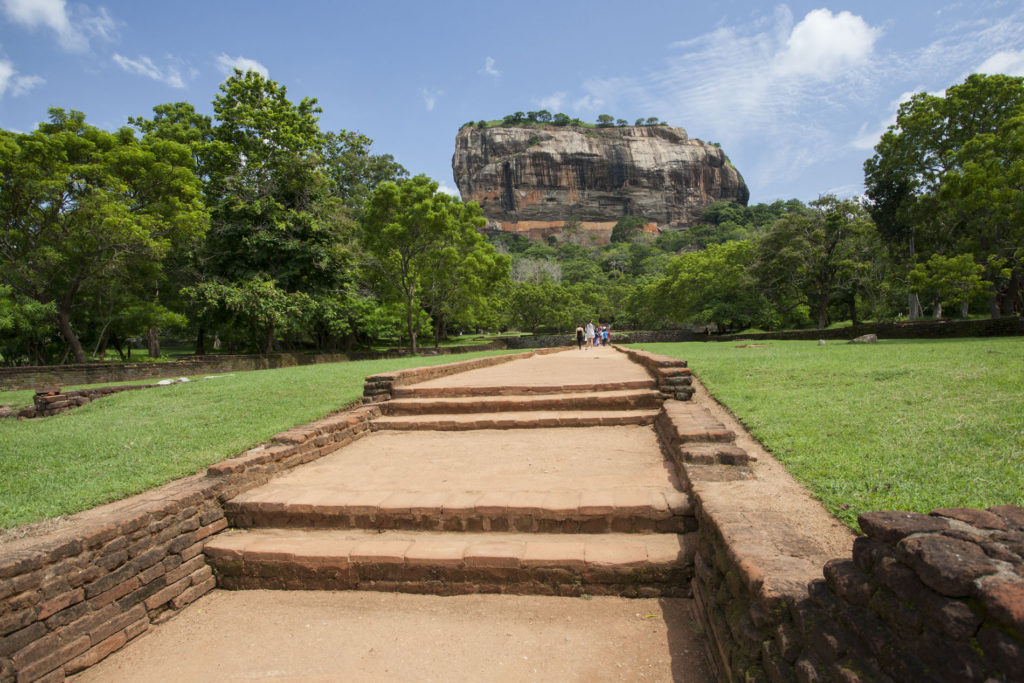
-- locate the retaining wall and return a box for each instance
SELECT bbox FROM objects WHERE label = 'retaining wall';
[504,318,1024,349]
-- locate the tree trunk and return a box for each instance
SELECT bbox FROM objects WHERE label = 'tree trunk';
[109,333,127,361]
[146,327,161,359]
[932,301,943,319]
[816,292,829,329]
[960,300,970,318]
[908,292,923,319]
[263,325,275,354]
[849,292,858,326]
[406,295,418,355]
[195,325,205,356]
[989,293,1001,319]
[55,309,87,364]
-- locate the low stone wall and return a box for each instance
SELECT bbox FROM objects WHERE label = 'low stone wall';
[717,316,1024,342]
[361,348,562,402]
[0,353,350,392]
[692,505,1024,682]
[0,403,380,682]
[615,346,694,401]
[504,318,1024,349]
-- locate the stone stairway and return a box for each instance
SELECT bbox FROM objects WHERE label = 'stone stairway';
[206,349,716,598]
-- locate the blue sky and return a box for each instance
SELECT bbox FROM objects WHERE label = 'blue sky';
[1,1,1023,204]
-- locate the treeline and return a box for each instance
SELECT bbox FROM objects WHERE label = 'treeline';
[461,112,668,129]
[0,71,505,364]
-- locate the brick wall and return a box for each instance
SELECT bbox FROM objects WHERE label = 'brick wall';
[688,478,1024,681]
[0,403,380,682]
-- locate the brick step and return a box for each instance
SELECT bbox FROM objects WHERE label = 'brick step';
[205,529,696,597]
[224,487,695,534]
[370,409,660,431]
[392,379,657,398]
[380,390,665,416]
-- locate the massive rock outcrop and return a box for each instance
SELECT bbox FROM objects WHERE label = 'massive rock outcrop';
[452,124,748,243]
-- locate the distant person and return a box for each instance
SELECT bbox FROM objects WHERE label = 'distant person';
[575,325,584,350]
[602,325,609,346]
[585,320,595,348]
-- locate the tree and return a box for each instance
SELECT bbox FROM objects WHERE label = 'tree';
[360,175,488,353]
[320,129,407,214]
[0,109,207,363]
[552,113,571,126]
[610,216,648,243]
[864,73,1024,317]
[909,254,989,318]
[754,196,877,329]
[655,240,762,331]
[204,70,348,296]
[616,119,628,127]
[536,110,552,123]
[596,114,615,127]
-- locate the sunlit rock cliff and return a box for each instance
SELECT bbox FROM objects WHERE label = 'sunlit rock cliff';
[452,124,749,244]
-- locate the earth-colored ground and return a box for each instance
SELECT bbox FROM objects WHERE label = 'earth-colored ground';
[73,591,713,682]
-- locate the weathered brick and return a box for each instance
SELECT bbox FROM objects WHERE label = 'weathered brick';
[858,511,949,545]
[95,549,128,572]
[66,565,101,589]
[180,541,205,561]
[169,575,215,610]
[91,577,140,608]
[896,534,999,597]
[976,574,1024,633]
[89,603,145,645]
[12,632,89,682]
[142,577,190,611]
[42,599,92,631]
[0,609,34,639]
[59,603,118,643]
[64,630,127,675]
[0,554,42,582]
[0,623,46,659]
[115,576,166,611]
[138,563,166,585]
[83,559,137,599]
[165,556,206,585]
[35,588,83,620]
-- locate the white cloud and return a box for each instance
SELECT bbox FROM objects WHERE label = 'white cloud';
[215,53,269,78]
[774,9,881,79]
[113,54,186,88]
[1,0,116,52]
[481,56,500,77]
[420,87,442,111]
[437,184,461,197]
[573,94,604,111]
[535,91,566,111]
[0,58,44,97]
[10,73,43,96]
[850,89,920,151]
[975,49,1024,76]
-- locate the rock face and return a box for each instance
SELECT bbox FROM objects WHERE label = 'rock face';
[452,124,748,244]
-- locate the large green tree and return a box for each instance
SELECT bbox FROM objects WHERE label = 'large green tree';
[754,196,877,329]
[360,175,492,353]
[864,73,1024,316]
[0,109,207,363]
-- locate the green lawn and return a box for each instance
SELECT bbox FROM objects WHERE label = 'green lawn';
[633,338,1024,530]
[0,350,518,529]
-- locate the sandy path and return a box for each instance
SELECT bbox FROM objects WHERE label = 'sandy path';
[73,591,712,683]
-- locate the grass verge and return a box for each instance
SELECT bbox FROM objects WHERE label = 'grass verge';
[0,350,519,529]
[633,338,1024,530]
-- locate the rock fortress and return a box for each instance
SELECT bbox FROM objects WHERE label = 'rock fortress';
[452,122,749,244]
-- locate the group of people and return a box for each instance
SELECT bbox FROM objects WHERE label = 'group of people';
[575,321,610,349]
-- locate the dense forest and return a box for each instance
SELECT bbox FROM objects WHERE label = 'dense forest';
[1,72,1021,365]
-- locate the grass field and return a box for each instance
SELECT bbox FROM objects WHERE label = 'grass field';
[0,349,517,529]
[634,338,1024,529]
